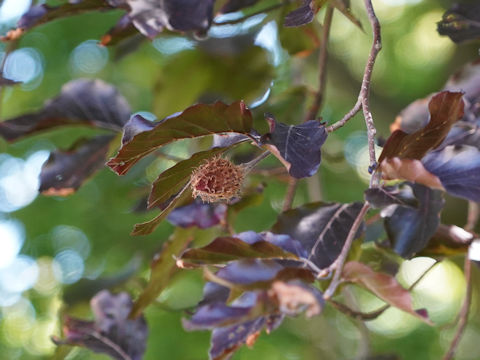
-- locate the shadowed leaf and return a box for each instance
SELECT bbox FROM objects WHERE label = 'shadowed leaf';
[168,201,227,229]
[437,2,480,43]
[284,0,315,27]
[107,101,253,175]
[271,202,365,269]
[110,0,215,38]
[378,91,464,163]
[0,79,130,142]
[53,290,148,360]
[262,114,327,178]
[422,145,480,202]
[382,183,444,258]
[40,135,114,196]
[365,183,419,209]
[342,261,431,323]
[130,228,194,318]
[219,0,260,13]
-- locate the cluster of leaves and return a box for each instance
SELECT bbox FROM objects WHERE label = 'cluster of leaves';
[1,0,480,360]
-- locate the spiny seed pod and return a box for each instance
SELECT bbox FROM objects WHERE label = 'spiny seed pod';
[190,156,245,203]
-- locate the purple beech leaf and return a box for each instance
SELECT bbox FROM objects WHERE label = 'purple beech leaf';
[52,290,148,360]
[437,3,480,43]
[107,101,253,175]
[0,79,130,142]
[378,91,464,164]
[39,135,114,196]
[167,200,227,229]
[130,228,194,318]
[178,234,299,267]
[382,183,444,258]
[342,262,431,324]
[284,0,315,27]
[199,282,231,307]
[210,259,314,289]
[236,231,308,258]
[422,145,480,202]
[364,184,419,209]
[100,14,138,46]
[271,202,365,269]
[210,317,266,360]
[262,113,327,178]
[108,0,215,38]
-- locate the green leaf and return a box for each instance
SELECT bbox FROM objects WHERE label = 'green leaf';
[131,184,193,236]
[178,237,299,267]
[108,101,254,175]
[129,228,195,318]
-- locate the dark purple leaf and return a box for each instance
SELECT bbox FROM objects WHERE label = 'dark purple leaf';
[130,228,194,318]
[168,200,227,229]
[382,183,444,258]
[422,145,480,202]
[0,79,130,142]
[236,231,308,258]
[365,184,419,209]
[284,0,314,27]
[212,259,314,288]
[53,290,148,360]
[39,135,114,196]
[109,0,215,38]
[262,113,327,178]
[199,282,231,307]
[100,14,139,46]
[107,101,253,175]
[378,91,464,163]
[271,202,365,269]
[210,317,266,360]
[437,3,480,43]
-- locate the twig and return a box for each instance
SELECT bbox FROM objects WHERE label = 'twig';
[361,0,382,171]
[326,0,382,173]
[324,202,370,299]
[282,177,298,211]
[442,257,473,360]
[466,201,479,232]
[329,259,441,320]
[305,6,334,121]
[213,1,292,26]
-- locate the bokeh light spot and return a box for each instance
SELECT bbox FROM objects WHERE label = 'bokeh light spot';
[70,40,108,74]
[53,250,84,284]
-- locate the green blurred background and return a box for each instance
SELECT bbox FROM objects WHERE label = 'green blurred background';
[0,0,479,359]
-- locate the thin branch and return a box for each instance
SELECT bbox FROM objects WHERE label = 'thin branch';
[282,177,298,211]
[466,201,479,232]
[305,6,334,121]
[361,0,382,171]
[326,0,382,173]
[324,202,370,299]
[213,1,291,26]
[442,257,473,360]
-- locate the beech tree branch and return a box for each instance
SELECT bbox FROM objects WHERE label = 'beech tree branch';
[442,257,473,360]
[466,201,479,232]
[326,0,382,172]
[324,202,370,299]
